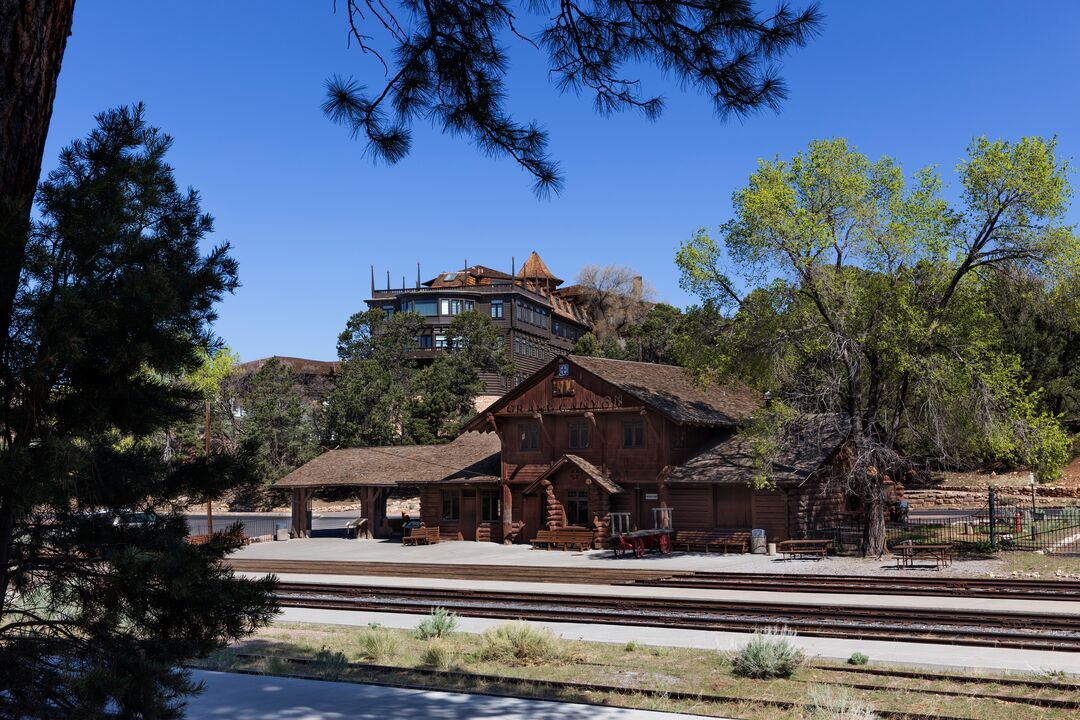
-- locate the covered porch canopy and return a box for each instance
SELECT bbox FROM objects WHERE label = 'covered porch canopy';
[272,432,501,538]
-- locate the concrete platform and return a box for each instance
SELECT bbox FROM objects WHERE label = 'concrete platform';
[186,669,711,719]
[242,571,1080,615]
[277,608,1080,676]
[234,537,1008,576]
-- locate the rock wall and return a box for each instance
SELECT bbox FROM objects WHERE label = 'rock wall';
[906,486,1080,509]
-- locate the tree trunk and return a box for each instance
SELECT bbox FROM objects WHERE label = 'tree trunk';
[865,481,886,557]
[0,0,76,621]
[0,0,75,354]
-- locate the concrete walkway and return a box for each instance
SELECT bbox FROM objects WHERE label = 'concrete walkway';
[277,607,1080,676]
[244,571,1080,615]
[184,669,713,720]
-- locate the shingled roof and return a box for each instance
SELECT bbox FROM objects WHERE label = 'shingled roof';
[570,356,762,427]
[524,454,624,495]
[517,251,563,286]
[272,432,500,489]
[667,415,849,486]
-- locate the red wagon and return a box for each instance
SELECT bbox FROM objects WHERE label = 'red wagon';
[609,508,674,559]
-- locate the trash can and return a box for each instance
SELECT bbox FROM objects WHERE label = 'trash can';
[751,528,767,554]
[274,523,289,541]
[767,542,777,556]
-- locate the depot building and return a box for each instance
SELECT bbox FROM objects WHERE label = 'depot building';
[274,355,853,546]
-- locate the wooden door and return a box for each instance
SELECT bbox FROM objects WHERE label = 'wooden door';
[522,491,541,542]
[461,489,477,541]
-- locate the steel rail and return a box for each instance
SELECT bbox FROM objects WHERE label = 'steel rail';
[274,582,1080,651]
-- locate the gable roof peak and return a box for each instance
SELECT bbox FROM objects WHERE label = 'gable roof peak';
[517,251,563,286]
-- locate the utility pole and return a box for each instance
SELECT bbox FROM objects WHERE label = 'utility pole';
[205,398,212,534]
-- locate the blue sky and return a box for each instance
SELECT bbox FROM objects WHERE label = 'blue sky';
[42,1,1080,361]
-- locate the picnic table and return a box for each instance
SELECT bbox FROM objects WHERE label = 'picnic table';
[892,541,953,569]
[777,539,831,560]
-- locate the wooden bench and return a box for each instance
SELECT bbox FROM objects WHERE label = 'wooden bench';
[673,529,751,554]
[891,541,953,569]
[402,526,440,546]
[777,538,831,560]
[531,528,594,551]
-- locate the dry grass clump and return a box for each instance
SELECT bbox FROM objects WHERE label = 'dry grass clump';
[420,640,457,670]
[356,627,400,662]
[728,628,805,679]
[807,684,879,720]
[478,622,563,666]
[312,645,349,680]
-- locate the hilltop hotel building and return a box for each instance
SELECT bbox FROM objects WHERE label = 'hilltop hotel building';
[366,251,592,406]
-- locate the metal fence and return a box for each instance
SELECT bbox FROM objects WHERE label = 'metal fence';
[814,491,1080,555]
[184,514,284,539]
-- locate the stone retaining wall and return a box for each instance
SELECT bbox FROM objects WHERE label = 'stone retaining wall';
[905,486,1080,509]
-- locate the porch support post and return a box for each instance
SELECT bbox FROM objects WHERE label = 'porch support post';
[358,487,381,540]
[501,481,514,544]
[291,488,312,538]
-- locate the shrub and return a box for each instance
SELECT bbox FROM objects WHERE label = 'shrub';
[807,685,879,720]
[260,656,291,676]
[416,607,459,640]
[478,622,562,666]
[203,647,238,671]
[624,640,639,652]
[847,652,869,666]
[357,628,400,662]
[312,645,349,680]
[729,628,805,679]
[420,641,457,670]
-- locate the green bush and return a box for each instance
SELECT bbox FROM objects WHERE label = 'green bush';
[807,685,879,720]
[729,628,805,679]
[420,641,457,670]
[847,652,869,666]
[416,607,459,640]
[478,622,562,666]
[623,640,639,652]
[357,628,400,662]
[312,645,349,680]
[203,647,238,671]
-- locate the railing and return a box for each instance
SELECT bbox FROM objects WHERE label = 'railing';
[184,515,284,539]
[814,501,1080,555]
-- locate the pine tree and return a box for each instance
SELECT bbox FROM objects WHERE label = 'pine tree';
[0,105,277,717]
[240,358,319,488]
[324,1,822,194]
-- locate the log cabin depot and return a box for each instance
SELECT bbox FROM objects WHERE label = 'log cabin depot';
[446,355,852,545]
[275,355,854,547]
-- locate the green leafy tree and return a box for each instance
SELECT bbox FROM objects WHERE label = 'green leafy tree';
[240,357,320,489]
[324,1,822,195]
[0,105,277,716]
[408,311,514,442]
[987,267,1080,418]
[326,309,426,446]
[623,303,685,364]
[677,137,1078,554]
[572,331,602,357]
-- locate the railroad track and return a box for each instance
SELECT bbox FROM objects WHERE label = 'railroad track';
[232,558,1080,600]
[631,571,1080,599]
[275,581,1080,651]
[228,558,674,584]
